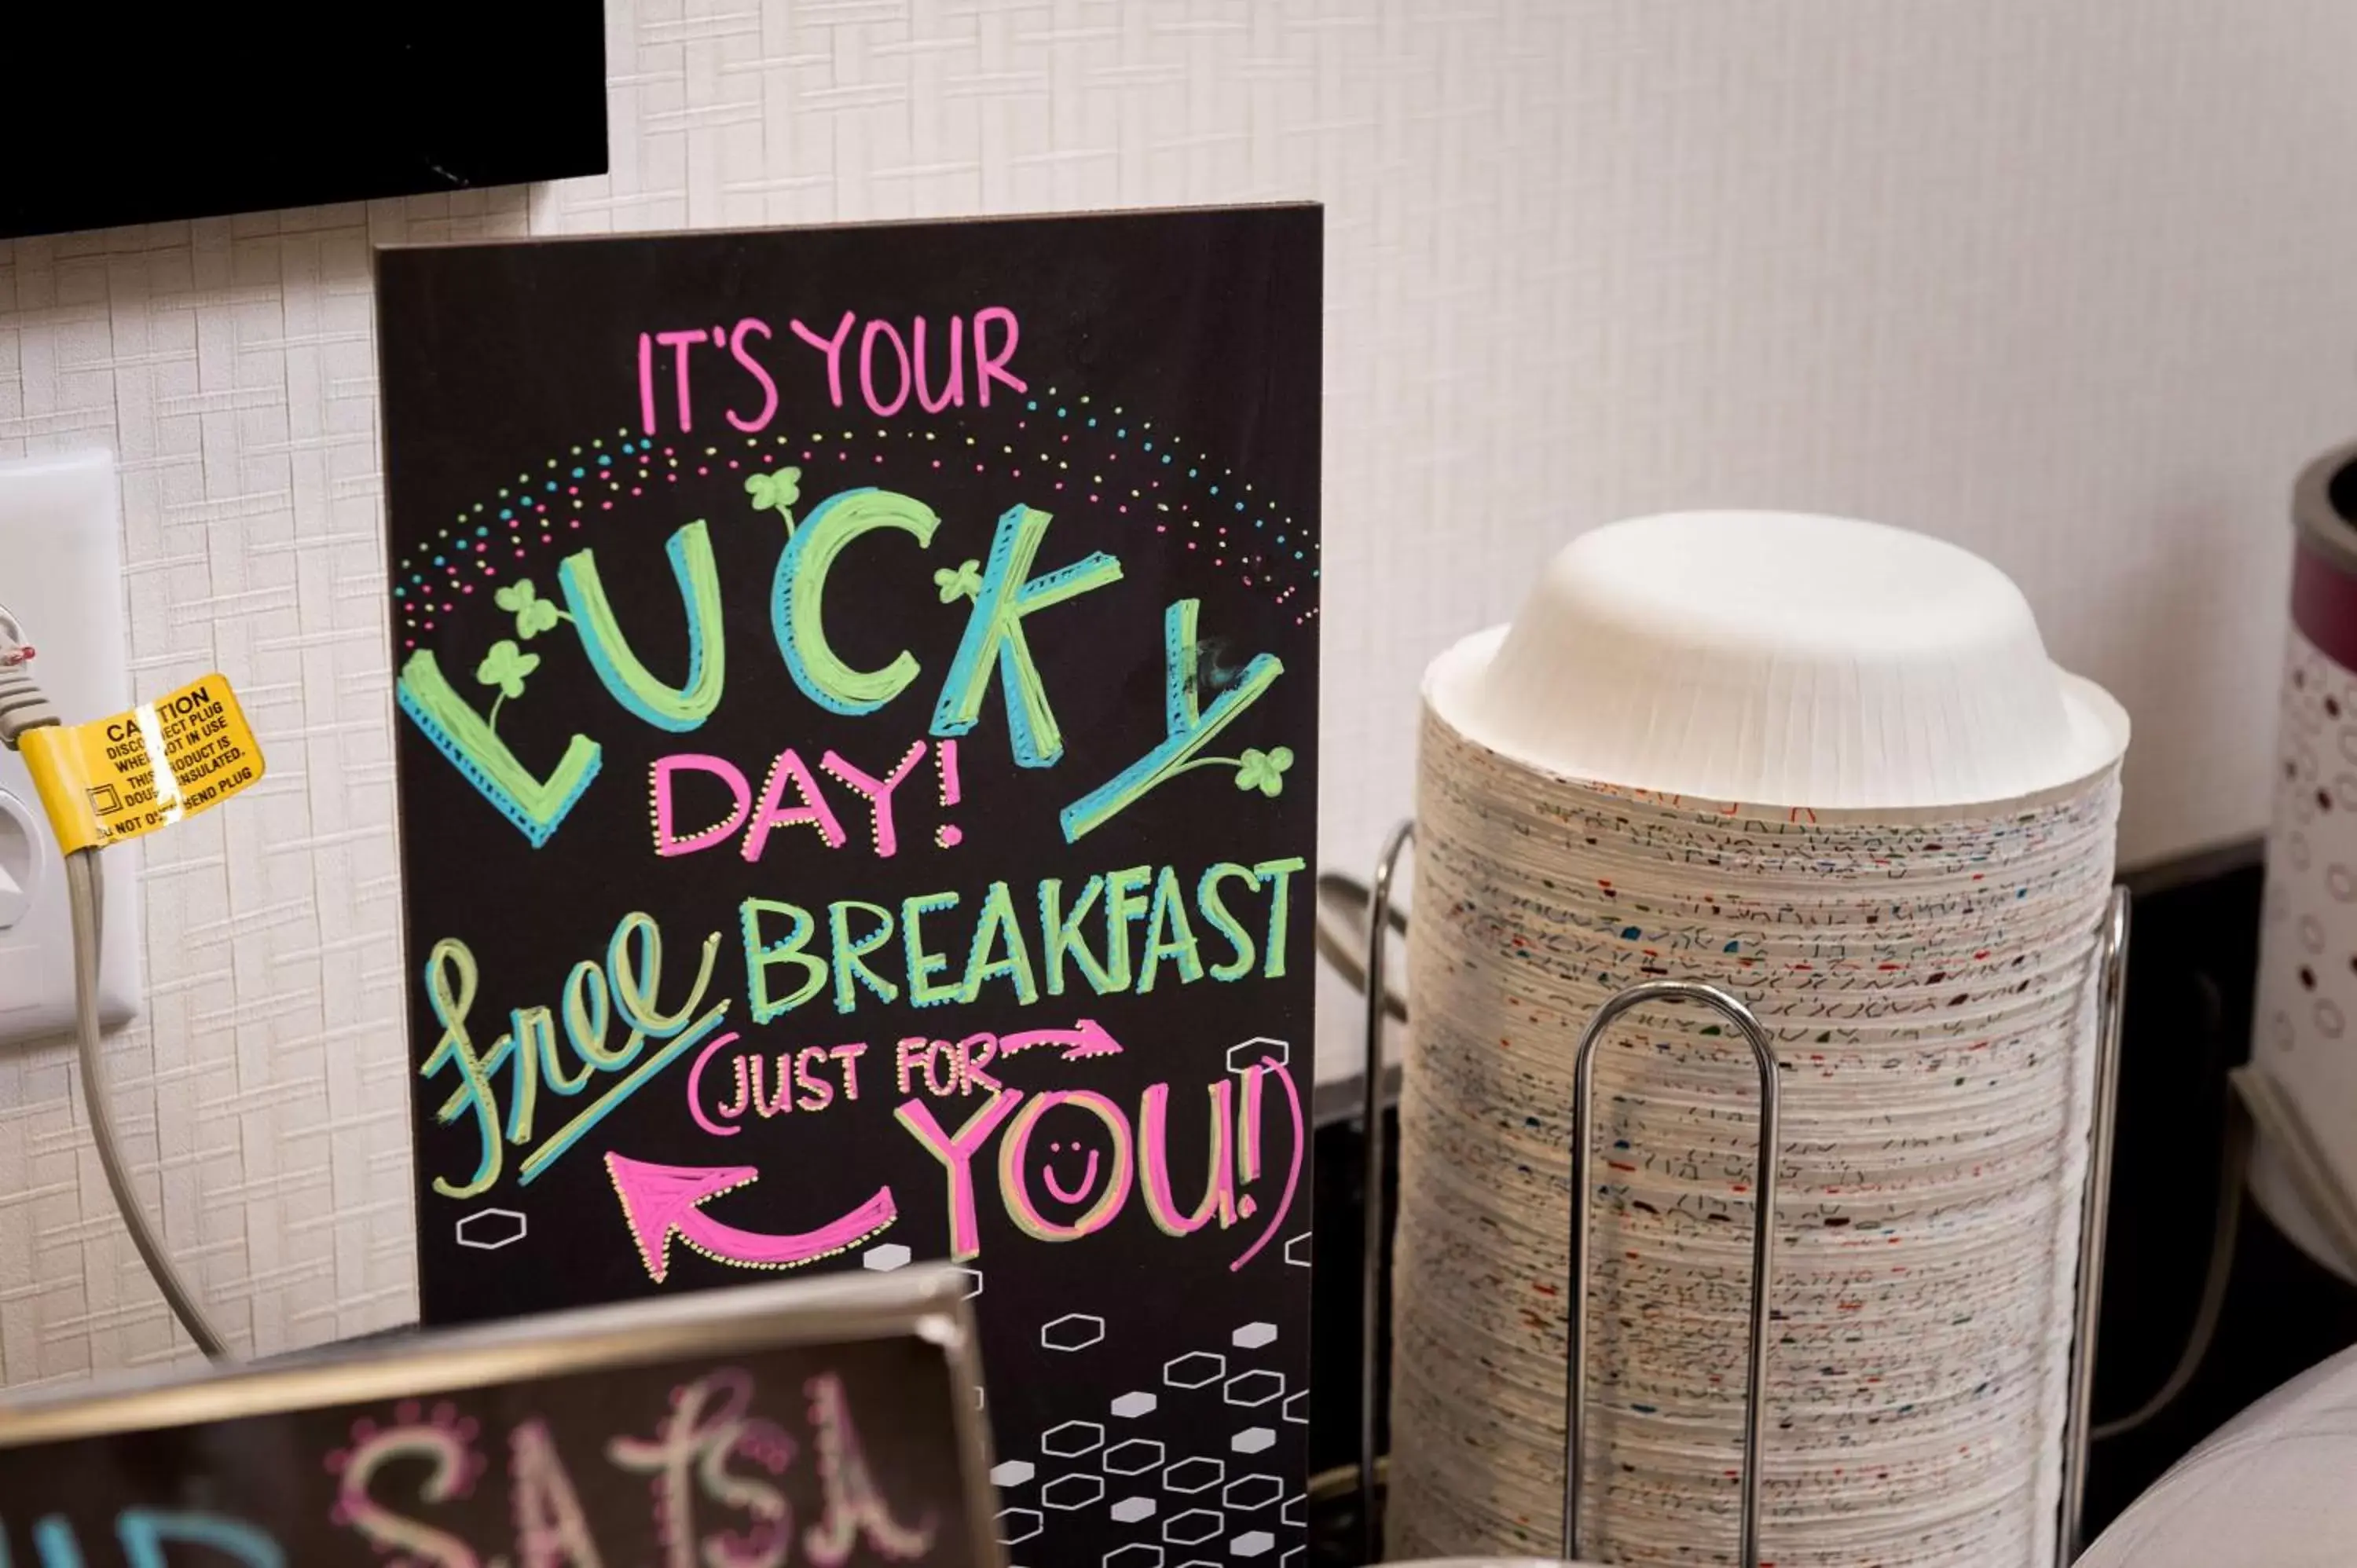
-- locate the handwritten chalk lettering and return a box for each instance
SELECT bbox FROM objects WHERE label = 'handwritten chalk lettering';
[42,1367,927,1568]
[931,502,1124,768]
[800,1372,937,1565]
[878,1017,1115,1104]
[402,473,1289,848]
[420,911,730,1198]
[687,1016,1120,1138]
[607,1368,795,1568]
[689,1034,871,1136]
[1060,598,1284,841]
[893,1057,1303,1268]
[774,489,941,717]
[509,1418,603,1566]
[895,1033,1003,1099]
[398,647,603,849]
[1000,1090,1134,1240]
[651,741,930,861]
[0,1350,959,1565]
[559,519,727,733]
[640,311,1024,433]
[327,1405,484,1566]
[735,858,1303,1021]
[0,1511,288,1568]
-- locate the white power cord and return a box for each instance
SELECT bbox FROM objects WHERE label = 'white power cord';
[2089,1097,2250,1442]
[2073,1056,2357,1447]
[0,608,229,1360]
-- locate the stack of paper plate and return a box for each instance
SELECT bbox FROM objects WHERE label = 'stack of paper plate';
[1386,515,2130,1568]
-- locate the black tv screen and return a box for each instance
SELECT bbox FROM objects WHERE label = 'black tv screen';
[0,8,607,241]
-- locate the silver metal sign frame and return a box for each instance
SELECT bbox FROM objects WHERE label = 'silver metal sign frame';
[0,1266,1004,1568]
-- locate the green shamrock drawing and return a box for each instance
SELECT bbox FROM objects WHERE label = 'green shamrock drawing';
[475,639,540,727]
[494,578,564,640]
[1168,739,1297,800]
[746,466,803,532]
[1234,746,1294,797]
[933,559,984,604]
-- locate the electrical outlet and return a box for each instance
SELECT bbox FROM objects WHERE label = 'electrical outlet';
[0,451,141,1045]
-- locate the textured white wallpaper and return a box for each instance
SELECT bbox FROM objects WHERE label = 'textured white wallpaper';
[5,0,2357,1383]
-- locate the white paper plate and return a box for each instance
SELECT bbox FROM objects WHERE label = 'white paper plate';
[1428,512,2129,812]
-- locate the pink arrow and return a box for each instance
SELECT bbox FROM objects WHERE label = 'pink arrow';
[604,1152,896,1284]
[998,1017,1124,1061]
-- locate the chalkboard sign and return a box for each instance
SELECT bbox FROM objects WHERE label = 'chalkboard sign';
[378,207,1322,1567]
[0,1269,999,1568]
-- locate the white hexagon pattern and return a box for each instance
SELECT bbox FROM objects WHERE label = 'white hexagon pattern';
[1012,1242,1302,1563]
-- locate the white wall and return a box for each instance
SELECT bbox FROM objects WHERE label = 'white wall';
[3,0,2353,1384]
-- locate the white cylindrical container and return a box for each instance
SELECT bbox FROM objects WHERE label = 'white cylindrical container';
[2249,439,2357,1281]
[1387,514,2129,1568]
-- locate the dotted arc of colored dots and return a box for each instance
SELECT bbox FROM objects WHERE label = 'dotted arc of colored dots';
[394,411,1322,646]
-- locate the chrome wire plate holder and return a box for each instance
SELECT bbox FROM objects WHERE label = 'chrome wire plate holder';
[1351,821,2130,1568]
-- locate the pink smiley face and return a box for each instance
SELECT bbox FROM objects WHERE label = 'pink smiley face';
[1037,1136,1103,1207]
[1003,1089,1136,1241]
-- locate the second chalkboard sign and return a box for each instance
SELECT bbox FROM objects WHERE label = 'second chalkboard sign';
[378,206,1324,1568]
[0,1269,999,1568]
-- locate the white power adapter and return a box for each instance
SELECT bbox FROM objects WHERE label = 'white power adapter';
[0,450,142,1045]
[0,451,220,1359]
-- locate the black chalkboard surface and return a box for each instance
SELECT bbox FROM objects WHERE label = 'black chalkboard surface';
[0,1269,998,1568]
[377,207,1322,1568]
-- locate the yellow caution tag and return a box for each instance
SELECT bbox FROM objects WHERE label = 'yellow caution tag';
[19,672,266,852]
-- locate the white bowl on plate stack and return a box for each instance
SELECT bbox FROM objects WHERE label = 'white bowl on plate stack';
[1387,514,2129,1568]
